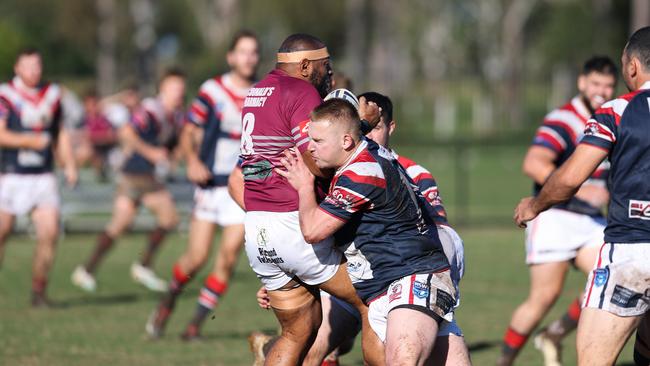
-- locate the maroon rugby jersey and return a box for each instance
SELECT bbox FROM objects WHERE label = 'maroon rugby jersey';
[240,69,321,212]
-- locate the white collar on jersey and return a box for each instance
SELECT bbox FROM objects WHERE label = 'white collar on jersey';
[570,95,591,120]
[12,76,40,96]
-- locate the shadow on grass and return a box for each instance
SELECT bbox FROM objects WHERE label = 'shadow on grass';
[56,292,141,308]
[467,340,500,353]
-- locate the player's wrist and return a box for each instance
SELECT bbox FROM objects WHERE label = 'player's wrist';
[359,119,372,134]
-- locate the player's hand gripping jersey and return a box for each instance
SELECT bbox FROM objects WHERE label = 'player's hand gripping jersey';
[240,69,320,212]
[319,138,450,302]
[532,96,609,216]
[0,78,62,173]
[187,74,247,187]
[122,97,183,175]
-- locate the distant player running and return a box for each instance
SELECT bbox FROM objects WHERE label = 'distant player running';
[0,48,77,307]
[72,70,186,293]
[514,26,650,366]
[240,34,382,366]
[146,31,259,340]
[277,98,455,364]
[499,56,617,366]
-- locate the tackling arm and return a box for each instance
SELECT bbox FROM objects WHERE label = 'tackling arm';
[275,151,345,243]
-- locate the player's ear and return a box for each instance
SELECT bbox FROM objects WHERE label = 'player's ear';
[388,120,396,136]
[577,74,586,93]
[299,59,312,78]
[630,56,640,80]
[226,51,235,68]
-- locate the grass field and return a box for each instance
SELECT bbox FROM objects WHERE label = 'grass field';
[0,228,636,366]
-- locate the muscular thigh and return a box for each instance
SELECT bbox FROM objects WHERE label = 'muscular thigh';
[385,307,439,364]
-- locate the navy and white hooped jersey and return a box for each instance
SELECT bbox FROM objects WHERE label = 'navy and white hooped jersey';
[532,96,609,216]
[121,97,183,175]
[581,81,650,243]
[393,151,449,226]
[0,78,62,174]
[320,139,449,303]
[187,73,248,187]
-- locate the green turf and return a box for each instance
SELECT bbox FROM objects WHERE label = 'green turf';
[0,229,636,365]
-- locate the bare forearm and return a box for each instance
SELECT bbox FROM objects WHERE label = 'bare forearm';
[297,185,326,242]
[0,130,44,149]
[179,124,201,162]
[532,169,580,214]
[119,126,160,164]
[56,130,76,169]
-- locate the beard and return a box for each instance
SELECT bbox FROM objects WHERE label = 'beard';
[310,72,331,98]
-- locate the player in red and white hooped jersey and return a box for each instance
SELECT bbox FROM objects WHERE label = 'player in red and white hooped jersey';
[499,56,618,366]
[72,70,186,294]
[146,31,259,340]
[0,48,78,307]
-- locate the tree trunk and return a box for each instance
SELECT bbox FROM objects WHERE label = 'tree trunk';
[96,0,117,96]
[631,0,650,34]
[130,0,157,94]
[343,0,366,90]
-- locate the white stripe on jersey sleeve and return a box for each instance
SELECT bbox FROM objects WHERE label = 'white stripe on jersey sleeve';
[544,109,586,139]
[538,126,568,148]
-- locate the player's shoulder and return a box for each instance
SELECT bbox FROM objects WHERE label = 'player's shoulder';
[198,76,219,91]
[543,98,584,125]
[593,89,648,125]
[394,152,417,169]
[338,143,385,185]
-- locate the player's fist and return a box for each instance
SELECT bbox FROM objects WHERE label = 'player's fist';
[513,196,538,228]
[358,96,382,127]
[186,156,211,184]
[256,286,271,310]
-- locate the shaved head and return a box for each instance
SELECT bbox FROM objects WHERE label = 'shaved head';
[307,99,361,169]
[278,33,325,53]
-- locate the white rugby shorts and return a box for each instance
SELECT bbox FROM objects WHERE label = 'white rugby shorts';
[0,173,60,215]
[583,243,650,317]
[368,270,456,342]
[193,186,244,226]
[525,208,605,264]
[244,211,342,290]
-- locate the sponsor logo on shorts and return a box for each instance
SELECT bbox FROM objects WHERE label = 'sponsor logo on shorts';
[256,247,285,264]
[256,228,268,247]
[629,200,650,220]
[347,261,362,273]
[610,285,643,308]
[412,281,430,299]
[594,268,609,287]
[389,283,402,302]
[435,289,454,314]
